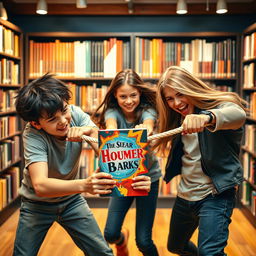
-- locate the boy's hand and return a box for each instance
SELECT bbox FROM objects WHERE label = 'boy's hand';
[67,127,98,142]
[84,172,116,195]
[132,175,151,192]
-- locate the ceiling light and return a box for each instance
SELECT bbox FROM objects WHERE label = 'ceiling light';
[36,0,47,15]
[216,0,228,14]
[77,0,87,8]
[176,0,187,15]
[0,2,8,20]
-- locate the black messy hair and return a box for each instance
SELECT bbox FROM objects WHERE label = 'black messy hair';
[15,73,71,122]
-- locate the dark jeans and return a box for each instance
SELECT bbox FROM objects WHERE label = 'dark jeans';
[168,188,236,256]
[104,180,159,256]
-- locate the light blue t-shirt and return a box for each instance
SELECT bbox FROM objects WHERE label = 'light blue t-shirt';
[105,107,162,182]
[19,105,96,202]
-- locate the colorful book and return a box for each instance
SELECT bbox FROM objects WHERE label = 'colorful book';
[98,128,149,197]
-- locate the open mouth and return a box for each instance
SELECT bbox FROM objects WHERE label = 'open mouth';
[178,105,189,116]
[58,125,68,132]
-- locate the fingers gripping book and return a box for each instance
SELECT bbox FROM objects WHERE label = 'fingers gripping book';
[99,128,149,197]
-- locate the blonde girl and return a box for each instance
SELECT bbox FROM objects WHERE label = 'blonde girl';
[154,66,246,256]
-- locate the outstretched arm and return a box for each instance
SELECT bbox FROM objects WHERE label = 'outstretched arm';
[29,162,116,198]
[105,118,118,129]
[135,118,155,135]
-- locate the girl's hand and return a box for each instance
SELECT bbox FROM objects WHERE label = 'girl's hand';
[182,114,211,135]
[132,175,151,192]
[135,124,153,136]
[84,172,116,195]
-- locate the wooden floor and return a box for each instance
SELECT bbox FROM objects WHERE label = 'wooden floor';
[0,207,255,256]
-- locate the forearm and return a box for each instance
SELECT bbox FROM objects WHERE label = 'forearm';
[210,104,246,131]
[32,178,86,198]
[105,118,117,129]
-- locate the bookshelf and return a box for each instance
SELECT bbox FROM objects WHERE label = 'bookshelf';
[134,32,240,93]
[0,19,23,225]
[240,23,256,227]
[24,31,240,204]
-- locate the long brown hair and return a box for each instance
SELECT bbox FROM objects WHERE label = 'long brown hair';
[154,66,247,154]
[92,69,157,128]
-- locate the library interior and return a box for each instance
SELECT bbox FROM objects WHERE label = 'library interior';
[0,0,256,255]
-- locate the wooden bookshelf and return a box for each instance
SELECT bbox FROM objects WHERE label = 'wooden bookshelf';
[24,31,241,205]
[0,19,23,223]
[134,32,240,93]
[240,22,256,225]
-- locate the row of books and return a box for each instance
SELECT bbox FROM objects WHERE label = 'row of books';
[28,38,131,78]
[0,166,20,211]
[0,136,20,170]
[244,125,256,153]
[0,115,20,139]
[0,25,20,57]
[243,31,256,60]
[242,152,256,186]
[241,181,256,216]
[0,58,20,85]
[135,37,236,79]
[243,62,256,88]
[245,92,256,119]
[68,82,108,113]
[0,89,17,112]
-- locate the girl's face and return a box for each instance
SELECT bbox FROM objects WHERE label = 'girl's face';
[163,87,194,116]
[31,102,72,140]
[115,84,141,117]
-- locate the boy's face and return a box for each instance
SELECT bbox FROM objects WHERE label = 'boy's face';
[31,103,71,140]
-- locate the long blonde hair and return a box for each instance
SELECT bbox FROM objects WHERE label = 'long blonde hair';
[154,66,247,154]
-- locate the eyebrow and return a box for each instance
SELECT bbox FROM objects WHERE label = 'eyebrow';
[46,116,56,122]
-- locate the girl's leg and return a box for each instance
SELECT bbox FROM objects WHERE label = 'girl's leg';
[197,188,236,256]
[59,195,113,256]
[13,199,56,256]
[135,180,159,256]
[104,196,133,243]
[167,197,199,256]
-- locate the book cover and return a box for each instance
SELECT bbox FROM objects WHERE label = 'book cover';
[98,128,149,197]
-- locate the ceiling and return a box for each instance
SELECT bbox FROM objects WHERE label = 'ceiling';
[3,0,256,16]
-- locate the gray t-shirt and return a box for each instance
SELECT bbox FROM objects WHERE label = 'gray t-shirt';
[178,133,215,201]
[19,105,96,202]
[105,108,162,182]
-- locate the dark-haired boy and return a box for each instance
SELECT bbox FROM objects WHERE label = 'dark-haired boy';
[13,74,115,256]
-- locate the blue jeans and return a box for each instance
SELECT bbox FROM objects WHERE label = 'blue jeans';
[13,194,113,256]
[167,188,236,256]
[104,180,159,256]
